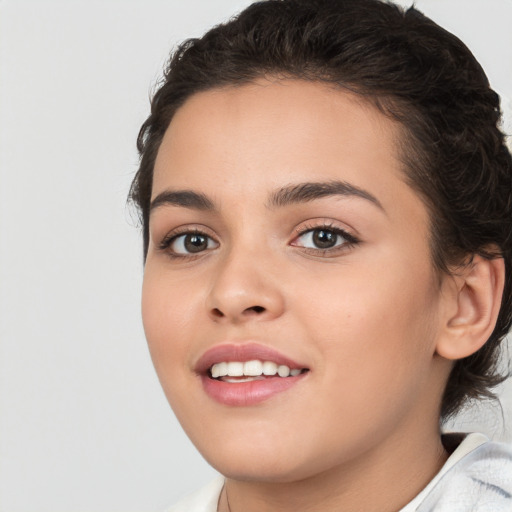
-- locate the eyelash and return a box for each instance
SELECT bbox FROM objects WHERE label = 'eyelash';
[158,223,359,260]
[158,227,218,260]
[291,222,359,256]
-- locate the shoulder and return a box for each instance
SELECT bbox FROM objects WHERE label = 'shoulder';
[416,434,512,512]
[163,476,224,512]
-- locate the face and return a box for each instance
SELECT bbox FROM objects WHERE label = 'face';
[142,80,450,482]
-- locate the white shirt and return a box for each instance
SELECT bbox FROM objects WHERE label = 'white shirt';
[165,433,512,512]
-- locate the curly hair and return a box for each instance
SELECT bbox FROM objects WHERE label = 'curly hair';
[129,0,512,419]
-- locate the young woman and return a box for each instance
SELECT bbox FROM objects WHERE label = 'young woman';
[129,0,512,510]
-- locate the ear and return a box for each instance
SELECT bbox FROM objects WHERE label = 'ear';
[435,255,505,360]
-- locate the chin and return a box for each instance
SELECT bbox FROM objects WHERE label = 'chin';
[193,430,334,484]
[207,453,316,483]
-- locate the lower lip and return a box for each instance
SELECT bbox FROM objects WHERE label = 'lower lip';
[201,374,306,406]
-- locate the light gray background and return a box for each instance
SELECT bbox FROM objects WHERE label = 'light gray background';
[0,1,510,511]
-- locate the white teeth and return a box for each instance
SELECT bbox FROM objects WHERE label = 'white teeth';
[211,362,228,378]
[277,365,290,377]
[262,361,278,375]
[209,360,304,379]
[244,360,263,376]
[226,361,244,376]
[223,376,265,383]
[217,362,228,377]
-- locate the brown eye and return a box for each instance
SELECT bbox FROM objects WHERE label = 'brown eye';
[295,228,346,250]
[312,229,338,249]
[291,224,359,256]
[168,232,218,255]
[184,234,208,253]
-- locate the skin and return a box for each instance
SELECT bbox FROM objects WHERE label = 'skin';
[142,79,464,512]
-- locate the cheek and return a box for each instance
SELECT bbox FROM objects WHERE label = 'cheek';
[281,262,440,458]
[141,267,210,422]
[293,254,439,394]
[141,268,199,371]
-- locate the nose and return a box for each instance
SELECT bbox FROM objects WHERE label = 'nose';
[206,248,285,324]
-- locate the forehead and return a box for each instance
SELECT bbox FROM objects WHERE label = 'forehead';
[155,79,401,179]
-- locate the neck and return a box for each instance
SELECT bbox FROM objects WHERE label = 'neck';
[220,424,448,512]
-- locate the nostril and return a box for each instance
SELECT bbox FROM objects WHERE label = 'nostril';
[209,305,267,321]
[211,308,224,318]
[246,305,265,314]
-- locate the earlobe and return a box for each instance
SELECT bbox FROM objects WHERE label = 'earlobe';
[435,255,505,361]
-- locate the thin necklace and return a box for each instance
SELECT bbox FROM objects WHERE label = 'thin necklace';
[225,484,232,512]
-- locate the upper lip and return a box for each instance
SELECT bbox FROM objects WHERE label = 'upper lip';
[194,342,308,374]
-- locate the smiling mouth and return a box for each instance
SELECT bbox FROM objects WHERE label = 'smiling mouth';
[196,343,310,405]
[209,359,309,382]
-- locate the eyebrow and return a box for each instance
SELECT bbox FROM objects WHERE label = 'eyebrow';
[266,180,384,211]
[150,190,216,212]
[149,180,384,214]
